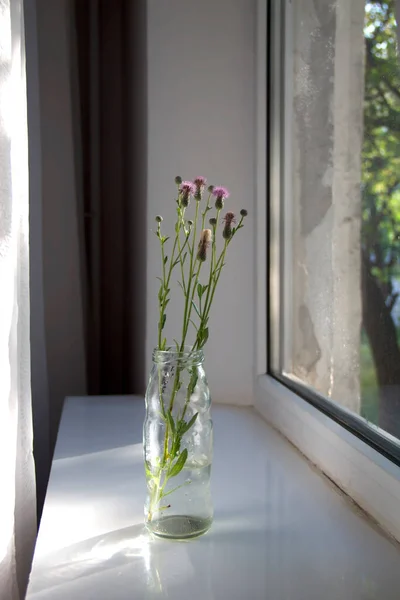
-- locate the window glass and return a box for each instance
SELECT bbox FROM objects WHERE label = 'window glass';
[274,0,400,445]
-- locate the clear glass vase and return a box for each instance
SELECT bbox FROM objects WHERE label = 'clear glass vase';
[143,348,213,539]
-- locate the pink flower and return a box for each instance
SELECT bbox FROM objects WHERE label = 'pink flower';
[180,181,195,195]
[193,176,207,201]
[179,181,195,207]
[212,186,230,200]
[194,176,207,187]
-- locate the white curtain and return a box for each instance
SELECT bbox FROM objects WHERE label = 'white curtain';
[0,0,36,598]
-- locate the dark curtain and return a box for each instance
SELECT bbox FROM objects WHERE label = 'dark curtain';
[73,0,147,395]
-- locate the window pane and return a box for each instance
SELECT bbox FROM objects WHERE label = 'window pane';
[275,0,400,445]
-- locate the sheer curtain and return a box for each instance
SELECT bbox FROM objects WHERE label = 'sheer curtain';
[0,0,36,598]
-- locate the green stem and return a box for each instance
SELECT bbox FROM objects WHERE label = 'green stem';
[157,237,168,349]
[180,200,200,352]
[199,208,221,334]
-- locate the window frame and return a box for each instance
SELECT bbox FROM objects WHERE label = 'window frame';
[254,0,400,542]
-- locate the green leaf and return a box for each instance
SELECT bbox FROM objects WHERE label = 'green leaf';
[166,410,176,435]
[203,327,209,345]
[190,318,199,331]
[182,252,188,264]
[180,412,199,435]
[191,300,201,318]
[169,448,188,478]
[188,371,198,395]
[158,285,163,302]
[164,255,168,265]
[144,461,152,478]
[197,283,203,298]
[171,435,181,457]
[161,313,166,330]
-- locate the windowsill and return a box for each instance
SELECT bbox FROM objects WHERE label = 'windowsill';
[27,396,400,599]
[256,374,400,544]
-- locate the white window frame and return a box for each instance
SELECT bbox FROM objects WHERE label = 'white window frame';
[254,0,400,543]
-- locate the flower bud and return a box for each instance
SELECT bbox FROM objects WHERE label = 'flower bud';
[207,185,214,193]
[175,176,182,185]
[240,209,248,217]
[209,217,217,226]
[187,220,194,226]
[155,215,163,223]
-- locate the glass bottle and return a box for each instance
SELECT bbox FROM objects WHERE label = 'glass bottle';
[143,348,213,539]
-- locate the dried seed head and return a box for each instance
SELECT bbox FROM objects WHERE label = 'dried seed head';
[196,229,212,262]
[240,209,248,217]
[175,175,182,185]
[155,215,163,223]
[201,229,212,244]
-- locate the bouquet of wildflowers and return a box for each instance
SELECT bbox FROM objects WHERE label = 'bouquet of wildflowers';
[146,175,247,521]
[155,176,247,353]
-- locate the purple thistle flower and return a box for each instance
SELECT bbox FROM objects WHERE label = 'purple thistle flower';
[194,176,207,187]
[193,176,207,200]
[180,181,195,195]
[212,186,230,200]
[179,181,195,207]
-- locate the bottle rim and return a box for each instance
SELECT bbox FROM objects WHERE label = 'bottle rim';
[152,346,204,366]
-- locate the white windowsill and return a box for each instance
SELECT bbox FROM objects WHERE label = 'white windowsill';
[27,395,400,599]
[255,374,400,544]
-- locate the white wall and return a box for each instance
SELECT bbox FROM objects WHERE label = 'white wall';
[147,0,256,405]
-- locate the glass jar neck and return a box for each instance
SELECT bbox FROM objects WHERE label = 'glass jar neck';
[152,347,204,367]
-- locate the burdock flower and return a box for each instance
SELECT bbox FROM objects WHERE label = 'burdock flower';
[213,186,230,210]
[194,176,207,201]
[222,211,236,240]
[179,181,195,207]
[197,229,212,262]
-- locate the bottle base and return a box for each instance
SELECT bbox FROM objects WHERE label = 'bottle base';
[147,514,212,540]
